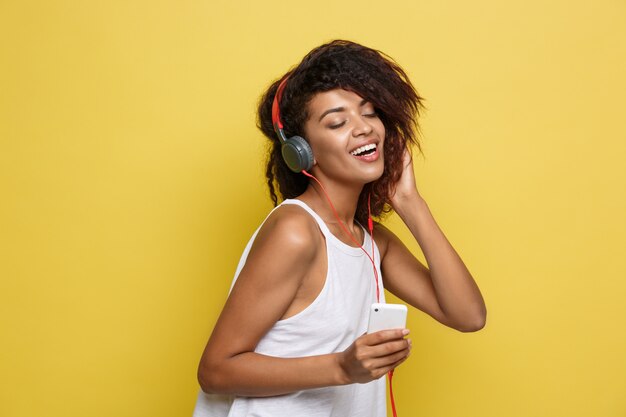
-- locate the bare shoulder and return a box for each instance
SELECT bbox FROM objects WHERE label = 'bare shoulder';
[222,203,325,328]
[247,203,323,267]
[201,203,326,368]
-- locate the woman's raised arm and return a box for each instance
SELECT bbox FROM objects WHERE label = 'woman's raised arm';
[377,151,487,332]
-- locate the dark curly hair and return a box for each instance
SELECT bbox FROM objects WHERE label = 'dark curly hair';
[257,39,425,225]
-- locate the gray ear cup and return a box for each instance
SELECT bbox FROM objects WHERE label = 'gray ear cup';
[282,135,314,173]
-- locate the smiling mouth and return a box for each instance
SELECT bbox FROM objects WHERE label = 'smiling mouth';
[350,143,377,157]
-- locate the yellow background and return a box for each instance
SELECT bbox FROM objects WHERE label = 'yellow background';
[1,1,625,416]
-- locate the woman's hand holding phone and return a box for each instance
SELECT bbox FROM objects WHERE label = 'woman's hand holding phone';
[337,304,410,384]
[337,328,411,384]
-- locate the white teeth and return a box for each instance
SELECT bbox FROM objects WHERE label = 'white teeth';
[350,143,377,156]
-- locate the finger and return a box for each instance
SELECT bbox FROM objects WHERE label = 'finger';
[362,329,409,346]
[368,346,410,369]
[366,339,411,359]
[389,350,410,369]
[368,352,411,380]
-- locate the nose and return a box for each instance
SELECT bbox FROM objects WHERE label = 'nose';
[352,115,374,137]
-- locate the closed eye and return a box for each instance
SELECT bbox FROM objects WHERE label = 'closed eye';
[329,121,346,129]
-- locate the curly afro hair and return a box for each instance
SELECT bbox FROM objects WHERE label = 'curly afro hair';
[257,39,425,225]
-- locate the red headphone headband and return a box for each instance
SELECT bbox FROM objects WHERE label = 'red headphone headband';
[271,77,289,133]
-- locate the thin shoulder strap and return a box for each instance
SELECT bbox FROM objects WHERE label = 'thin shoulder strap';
[281,199,332,239]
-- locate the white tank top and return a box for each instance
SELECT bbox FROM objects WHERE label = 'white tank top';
[192,199,387,417]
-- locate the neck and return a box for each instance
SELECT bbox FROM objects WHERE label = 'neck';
[299,172,364,227]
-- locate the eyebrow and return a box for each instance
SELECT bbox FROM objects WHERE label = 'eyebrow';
[318,99,369,122]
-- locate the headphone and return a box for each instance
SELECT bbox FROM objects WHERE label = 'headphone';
[271,77,314,173]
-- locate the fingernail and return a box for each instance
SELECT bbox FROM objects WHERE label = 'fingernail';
[408,339,412,349]
[402,329,410,336]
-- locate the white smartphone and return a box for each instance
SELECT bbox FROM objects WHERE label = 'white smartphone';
[367,303,408,334]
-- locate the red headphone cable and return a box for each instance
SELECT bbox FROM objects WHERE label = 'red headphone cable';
[367,193,398,417]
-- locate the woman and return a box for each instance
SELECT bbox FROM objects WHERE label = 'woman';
[193,39,486,417]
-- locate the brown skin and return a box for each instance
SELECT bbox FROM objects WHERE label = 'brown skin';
[197,89,486,397]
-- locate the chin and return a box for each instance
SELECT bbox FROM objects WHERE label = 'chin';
[360,165,385,184]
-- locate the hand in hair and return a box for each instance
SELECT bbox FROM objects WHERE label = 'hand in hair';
[389,149,422,211]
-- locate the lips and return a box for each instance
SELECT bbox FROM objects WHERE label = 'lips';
[349,142,380,162]
[350,143,377,156]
